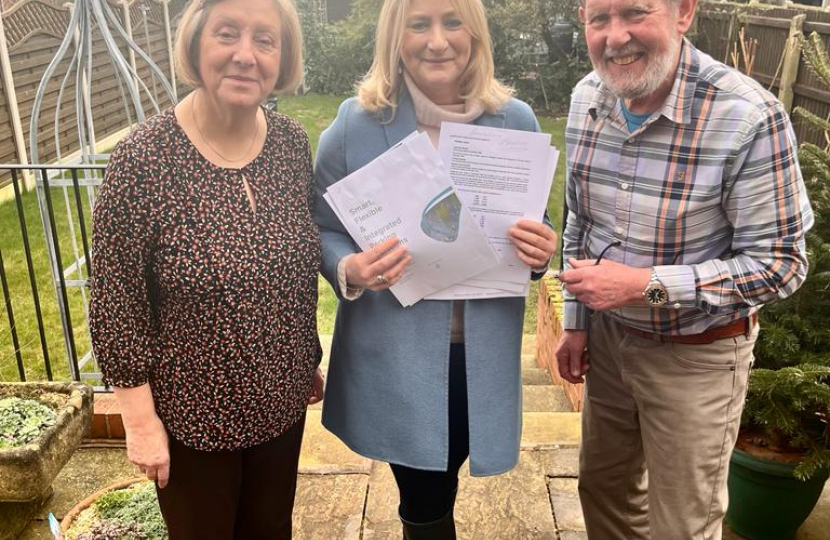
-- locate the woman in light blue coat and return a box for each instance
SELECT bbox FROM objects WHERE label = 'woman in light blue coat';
[313,0,557,537]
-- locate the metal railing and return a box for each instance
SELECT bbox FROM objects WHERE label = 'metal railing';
[0,163,105,384]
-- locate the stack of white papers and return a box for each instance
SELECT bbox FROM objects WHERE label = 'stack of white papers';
[323,123,558,306]
[428,123,558,300]
[323,132,500,306]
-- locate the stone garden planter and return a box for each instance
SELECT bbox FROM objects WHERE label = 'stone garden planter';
[0,382,93,501]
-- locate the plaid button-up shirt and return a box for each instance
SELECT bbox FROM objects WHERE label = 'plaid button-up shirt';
[562,40,814,334]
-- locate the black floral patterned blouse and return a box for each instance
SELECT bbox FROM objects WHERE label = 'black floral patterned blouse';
[89,108,322,451]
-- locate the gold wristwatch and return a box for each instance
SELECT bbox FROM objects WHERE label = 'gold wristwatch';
[642,269,668,307]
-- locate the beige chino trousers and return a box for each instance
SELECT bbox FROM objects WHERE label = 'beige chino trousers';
[579,312,758,540]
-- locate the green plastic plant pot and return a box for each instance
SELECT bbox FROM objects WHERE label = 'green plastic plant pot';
[726,448,829,540]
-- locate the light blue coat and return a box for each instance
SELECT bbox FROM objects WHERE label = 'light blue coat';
[313,90,544,476]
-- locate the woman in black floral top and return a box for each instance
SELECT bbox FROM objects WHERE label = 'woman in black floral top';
[89,0,321,537]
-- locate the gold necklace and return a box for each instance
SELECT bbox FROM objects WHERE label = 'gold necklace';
[191,92,259,164]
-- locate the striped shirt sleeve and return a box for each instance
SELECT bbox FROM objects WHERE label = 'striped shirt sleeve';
[670,103,813,316]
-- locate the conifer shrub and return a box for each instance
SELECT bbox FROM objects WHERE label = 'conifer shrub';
[739,32,830,479]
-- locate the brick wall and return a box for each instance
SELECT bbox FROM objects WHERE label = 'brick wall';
[536,273,583,412]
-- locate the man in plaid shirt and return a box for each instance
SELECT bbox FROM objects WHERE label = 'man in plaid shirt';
[556,0,814,537]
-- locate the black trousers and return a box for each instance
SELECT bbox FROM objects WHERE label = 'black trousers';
[156,413,306,540]
[390,343,470,524]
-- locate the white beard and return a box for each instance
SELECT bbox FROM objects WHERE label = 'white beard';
[593,34,682,100]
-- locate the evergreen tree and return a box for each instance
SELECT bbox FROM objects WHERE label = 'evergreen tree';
[740,32,830,479]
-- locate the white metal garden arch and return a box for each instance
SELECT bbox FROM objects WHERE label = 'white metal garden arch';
[27,0,177,381]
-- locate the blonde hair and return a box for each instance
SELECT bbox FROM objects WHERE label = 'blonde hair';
[174,0,304,95]
[357,0,514,115]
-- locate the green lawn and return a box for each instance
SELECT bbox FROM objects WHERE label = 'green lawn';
[0,173,98,381]
[0,94,566,382]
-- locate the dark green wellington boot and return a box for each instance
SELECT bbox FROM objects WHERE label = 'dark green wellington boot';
[401,509,456,540]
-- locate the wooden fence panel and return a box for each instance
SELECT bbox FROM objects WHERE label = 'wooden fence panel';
[0,0,187,170]
[11,29,144,162]
[746,6,830,24]
[170,0,189,16]
[1,0,68,48]
[695,9,733,65]
[0,66,20,188]
[696,2,830,148]
[742,17,790,95]
[0,68,18,166]
[13,32,82,162]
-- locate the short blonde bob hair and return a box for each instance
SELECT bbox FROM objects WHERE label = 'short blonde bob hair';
[174,0,304,95]
[357,0,514,115]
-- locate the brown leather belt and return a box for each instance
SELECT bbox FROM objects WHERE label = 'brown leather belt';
[620,313,758,345]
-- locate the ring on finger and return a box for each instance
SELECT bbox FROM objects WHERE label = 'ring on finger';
[375,274,388,285]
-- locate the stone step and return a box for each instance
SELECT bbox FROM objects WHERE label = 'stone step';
[521,353,538,369]
[293,474,368,539]
[522,367,552,386]
[560,533,589,540]
[523,385,571,413]
[302,409,580,463]
[299,410,372,475]
[520,412,581,449]
[522,333,537,356]
[364,450,561,539]
[549,477,586,533]
[319,334,333,358]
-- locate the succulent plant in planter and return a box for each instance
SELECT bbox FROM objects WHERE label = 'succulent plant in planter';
[0,382,93,501]
[0,382,93,540]
[725,31,830,540]
[62,479,167,540]
[0,397,58,450]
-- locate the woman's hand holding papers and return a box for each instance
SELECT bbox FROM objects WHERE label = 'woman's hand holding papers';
[345,236,413,291]
[508,220,558,270]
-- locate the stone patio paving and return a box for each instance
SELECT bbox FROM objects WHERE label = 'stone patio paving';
[13,335,830,539]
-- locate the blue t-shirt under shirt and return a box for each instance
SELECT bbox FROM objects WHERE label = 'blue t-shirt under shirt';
[621,101,653,133]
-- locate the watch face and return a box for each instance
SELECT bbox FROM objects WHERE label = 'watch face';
[647,287,667,305]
